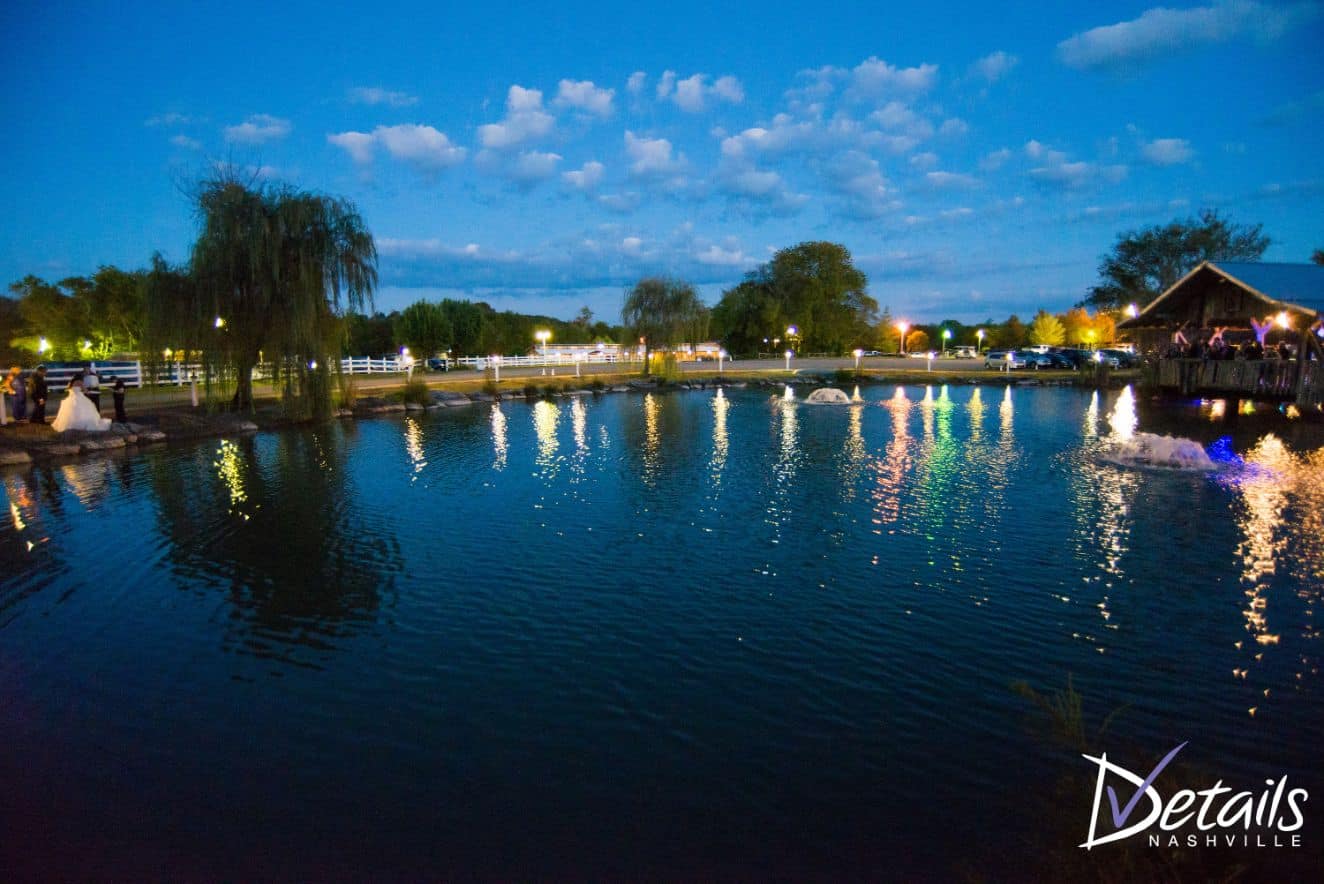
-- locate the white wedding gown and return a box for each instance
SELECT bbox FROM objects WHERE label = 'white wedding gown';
[52,387,112,433]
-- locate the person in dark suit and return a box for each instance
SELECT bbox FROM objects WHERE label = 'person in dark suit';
[112,378,128,423]
[29,365,49,424]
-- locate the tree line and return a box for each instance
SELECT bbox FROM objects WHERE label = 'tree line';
[2,167,1309,415]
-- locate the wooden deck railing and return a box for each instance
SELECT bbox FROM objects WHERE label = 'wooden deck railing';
[1156,357,1316,404]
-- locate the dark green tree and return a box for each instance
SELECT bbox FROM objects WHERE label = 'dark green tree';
[1312,249,1323,266]
[393,300,452,358]
[1081,209,1269,310]
[711,241,875,355]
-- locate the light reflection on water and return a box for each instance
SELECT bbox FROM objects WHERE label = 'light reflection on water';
[1,384,1322,877]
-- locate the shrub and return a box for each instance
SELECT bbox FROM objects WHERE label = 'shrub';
[833,368,858,385]
[402,376,430,406]
[482,379,500,396]
[523,383,540,399]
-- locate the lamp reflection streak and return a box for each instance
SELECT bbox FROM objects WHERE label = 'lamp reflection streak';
[403,417,426,483]
[491,405,508,471]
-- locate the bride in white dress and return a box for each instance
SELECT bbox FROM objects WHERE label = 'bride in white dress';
[52,378,112,433]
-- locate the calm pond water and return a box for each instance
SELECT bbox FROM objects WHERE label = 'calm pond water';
[2,384,1321,880]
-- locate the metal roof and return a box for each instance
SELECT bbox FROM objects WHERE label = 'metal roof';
[1210,262,1324,314]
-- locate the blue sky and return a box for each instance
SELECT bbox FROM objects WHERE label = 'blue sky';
[2,0,1320,323]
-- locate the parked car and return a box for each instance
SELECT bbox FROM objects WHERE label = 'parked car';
[1053,348,1093,369]
[1016,350,1057,370]
[1099,348,1140,368]
[985,350,1026,369]
[860,349,882,357]
[951,346,978,359]
[426,357,450,371]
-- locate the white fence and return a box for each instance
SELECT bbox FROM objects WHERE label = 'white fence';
[449,353,638,371]
[21,353,646,392]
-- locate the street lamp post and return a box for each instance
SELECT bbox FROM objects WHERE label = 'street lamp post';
[853,348,862,370]
[941,328,952,356]
[976,328,985,352]
[896,321,909,355]
[535,329,551,375]
[718,349,726,375]
[785,349,793,372]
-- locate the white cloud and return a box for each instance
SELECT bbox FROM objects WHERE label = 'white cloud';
[939,118,969,137]
[720,114,820,158]
[909,151,939,169]
[979,148,1012,171]
[328,131,376,164]
[328,125,466,172]
[695,244,753,267]
[656,70,677,99]
[926,170,981,189]
[1140,137,1194,165]
[478,85,555,149]
[627,71,647,94]
[621,236,643,252]
[1056,1,1319,70]
[1023,139,1126,188]
[1030,160,1128,188]
[825,150,896,218]
[348,86,419,107]
[554,79,615,116]
[662,72,746,112]
[871,102,935,139]
[170,134,202,150]
[224,114,291,144]
[562,160,605,190]
[847,57,939,99]
[509,150,562,185]
[625,131,685,176]
[971,51,1019,82]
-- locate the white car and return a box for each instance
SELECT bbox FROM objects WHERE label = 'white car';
[985,350,1026,369]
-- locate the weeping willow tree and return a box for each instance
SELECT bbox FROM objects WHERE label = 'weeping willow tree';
[145,175,377,416]
[621,277,709,377]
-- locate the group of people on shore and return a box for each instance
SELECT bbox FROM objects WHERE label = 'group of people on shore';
[1,364,128,430]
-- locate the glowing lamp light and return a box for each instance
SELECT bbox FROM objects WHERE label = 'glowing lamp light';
[163,348,172,359]
[896,320,910,354]
[1093,351,1103,363]
[309,360,318,370]
[1275,311,1290,330]
[942,329,952,339]
[38,337,50,354]
[1125,303,1139,318]
[214,316,225,329]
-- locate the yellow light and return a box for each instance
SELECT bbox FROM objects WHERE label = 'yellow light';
[1125,303,1139,318]
[163,348,172,358]
[853,348,863,357]
[896,321,909,333]
[38,337,49,353]
[1275,311,1290,330]
[214,316,225,328]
